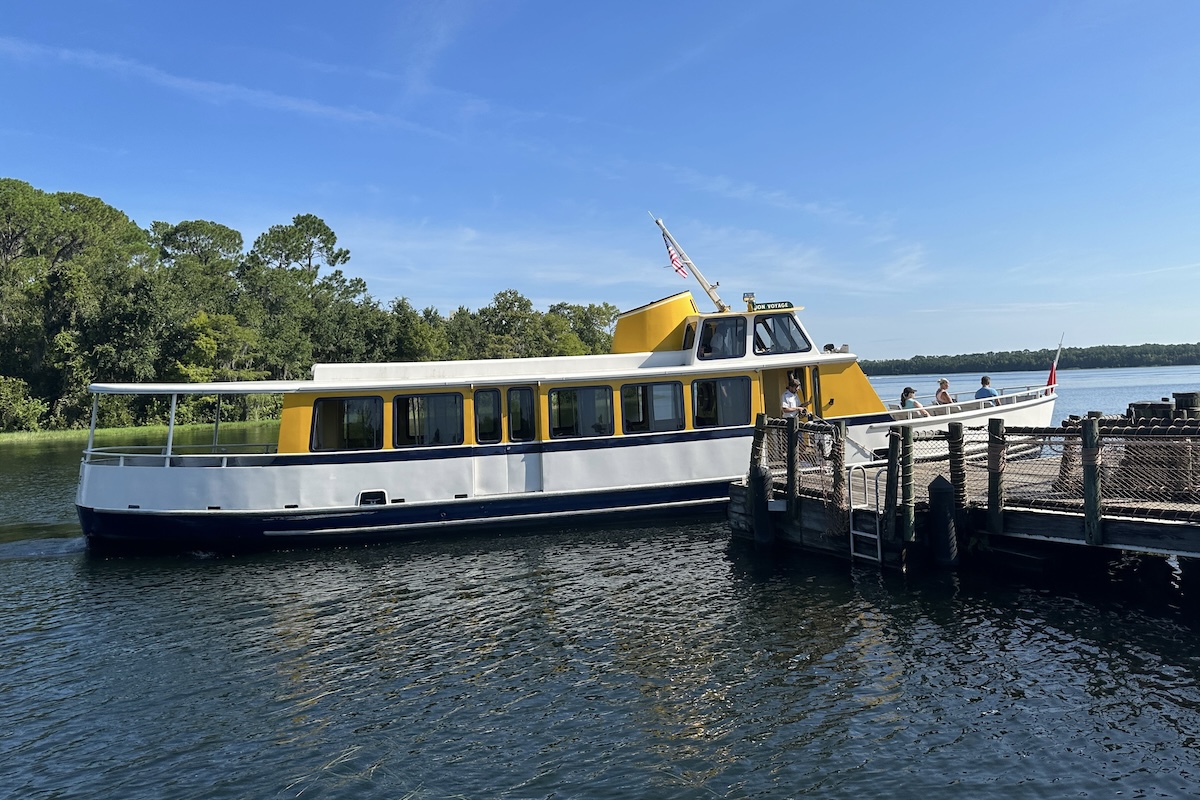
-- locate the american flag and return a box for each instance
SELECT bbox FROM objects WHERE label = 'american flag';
[662,233,688,278]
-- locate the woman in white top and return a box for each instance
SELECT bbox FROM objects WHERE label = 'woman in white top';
[935,378,953,405]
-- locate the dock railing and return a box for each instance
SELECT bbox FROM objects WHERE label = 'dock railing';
[990,417,1200,523]
[752,412,1200,533]
[743,414,1200,563]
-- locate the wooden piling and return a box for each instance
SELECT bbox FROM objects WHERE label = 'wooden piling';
[749,461,774,545]
[1082,416,1104,546]
[786,415,799,517]
[831,421,847,509]
[883,428,900,546]
[901,425,915,543]
[782,417,801,522]
[948,421,966,513]
[750,413,767,467]
[988,418,1005,537]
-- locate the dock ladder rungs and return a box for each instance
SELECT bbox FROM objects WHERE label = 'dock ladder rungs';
[848,465,885,564]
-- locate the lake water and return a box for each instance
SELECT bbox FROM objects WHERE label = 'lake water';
[3,365,1200,798]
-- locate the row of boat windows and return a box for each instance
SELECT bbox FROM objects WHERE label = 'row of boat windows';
[310,378,753,451]
[685,313,812,361]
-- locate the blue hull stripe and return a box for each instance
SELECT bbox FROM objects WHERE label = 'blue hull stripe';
[77,481,732,551]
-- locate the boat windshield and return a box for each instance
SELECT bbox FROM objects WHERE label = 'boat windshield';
[753,313,811,355]
[698,318,747,360]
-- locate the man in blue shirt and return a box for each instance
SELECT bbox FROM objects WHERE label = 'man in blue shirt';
[975,376,999,403]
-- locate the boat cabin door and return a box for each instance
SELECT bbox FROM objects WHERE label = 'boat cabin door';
[472,386,544,496]
[767,368,812,417]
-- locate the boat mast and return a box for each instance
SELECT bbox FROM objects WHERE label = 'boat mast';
[653,216,731,312]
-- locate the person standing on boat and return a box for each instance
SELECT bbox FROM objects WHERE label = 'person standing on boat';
[975,376,999,404]
[901,387,930,417]
[935,378,953,405]
[782,377,805,418]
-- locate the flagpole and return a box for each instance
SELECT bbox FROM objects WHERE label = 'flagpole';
[651,215,730,312]
[1046,333,1064,395]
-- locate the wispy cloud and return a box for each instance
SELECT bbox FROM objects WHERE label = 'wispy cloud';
[0,36,448,138]
[391,0,477,96]
[879,243,931,284]
[333,217,667,312]
[662,165,805,211]
[658,163,886,234]
[1114,260,1200,279]
[640,220,939,303]
[909,299,1083,315]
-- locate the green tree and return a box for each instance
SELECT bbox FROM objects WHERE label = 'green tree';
[445,305,485,360]
[309,270,393,364]
[233,256,314,380]
[151,219,242,317]
[386,298,448,361]
[547,302,619,354]
[0,374,47,430]
[249,213,349,281]
[478,290,541,358]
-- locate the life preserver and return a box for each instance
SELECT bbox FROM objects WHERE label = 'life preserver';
[815,431,834,460]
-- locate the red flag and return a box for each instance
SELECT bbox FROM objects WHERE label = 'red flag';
[1046,337,1062,395]
[662,233,688,278]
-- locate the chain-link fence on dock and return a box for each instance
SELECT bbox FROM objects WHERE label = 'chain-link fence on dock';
[908,427,990,507]
[997,427,1200,518]
[756,417,841,502]
[756,417,1200,521]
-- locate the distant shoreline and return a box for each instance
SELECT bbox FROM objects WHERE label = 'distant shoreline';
[860,342,1200,376]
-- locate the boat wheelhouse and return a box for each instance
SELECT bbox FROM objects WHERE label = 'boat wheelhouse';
[75,222,1057,551]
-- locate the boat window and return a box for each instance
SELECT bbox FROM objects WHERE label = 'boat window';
[310,396,384,451]
[621,382,684,433]
[753,313,811,355]
[394,393,464,447]
[682,322,696,352]
[549,386,613,438]
[697,317,747,360]
[692,377,751,428]
[475,389,501,445]
[508,387,536,442]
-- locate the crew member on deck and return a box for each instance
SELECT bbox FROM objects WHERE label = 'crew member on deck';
[782,377,804,419]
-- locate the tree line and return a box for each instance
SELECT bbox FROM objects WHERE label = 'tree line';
[860,342,1200,376]
[5,177,1195,434]
[0,178,618,432]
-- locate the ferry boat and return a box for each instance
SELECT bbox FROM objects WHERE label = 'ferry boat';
[75,220,1057,550]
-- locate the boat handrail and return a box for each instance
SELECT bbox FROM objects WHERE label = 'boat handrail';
[877,383,1052,422]
[85,443,278,455]
[83,442,279,467]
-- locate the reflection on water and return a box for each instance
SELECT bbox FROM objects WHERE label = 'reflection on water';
[2,524,1200,798]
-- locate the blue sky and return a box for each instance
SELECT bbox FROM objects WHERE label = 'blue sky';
[2,1,1198,359]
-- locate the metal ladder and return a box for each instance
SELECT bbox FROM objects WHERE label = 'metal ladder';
[847,464,885,564]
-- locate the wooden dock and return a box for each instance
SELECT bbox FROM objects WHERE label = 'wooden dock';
[729,414,1200,574]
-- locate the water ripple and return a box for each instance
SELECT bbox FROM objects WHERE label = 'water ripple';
[3,525,1200,799]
